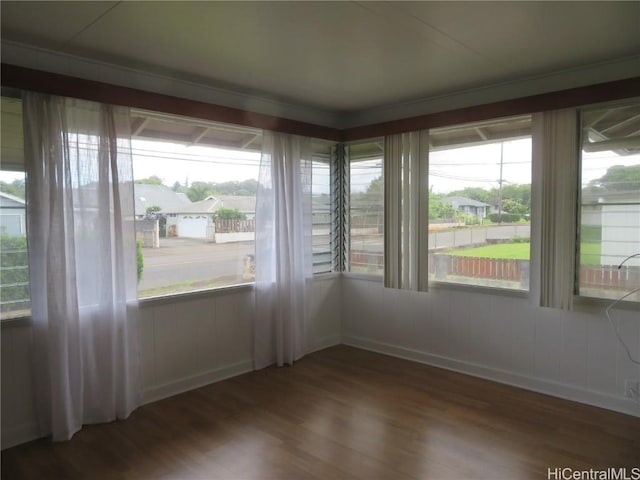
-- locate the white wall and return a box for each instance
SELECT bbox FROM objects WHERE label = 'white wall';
[0,275,343,449]
[342,276,640,417]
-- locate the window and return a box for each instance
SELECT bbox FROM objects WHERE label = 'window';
[578,101,640,302]
[428,116,532,290]
[311,140,333,274]
[130,110,262,298]
[348,140,384,275]
[1,96,29,319]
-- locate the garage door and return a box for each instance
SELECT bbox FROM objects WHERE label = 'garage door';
[178,216,208,238]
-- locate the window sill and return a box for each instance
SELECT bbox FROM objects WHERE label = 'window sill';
[342,272,384,283]
[1,315,31,329]
[572,294,640,313]
[427,280,529,299]
[139,282,254,308]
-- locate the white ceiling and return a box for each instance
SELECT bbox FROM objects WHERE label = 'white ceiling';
[1,1,639,118]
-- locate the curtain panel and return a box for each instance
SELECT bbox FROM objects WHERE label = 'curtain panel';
[533,109,579,310]
[254,132,313,369]
[384,130,430,291]
[24,93,139,441]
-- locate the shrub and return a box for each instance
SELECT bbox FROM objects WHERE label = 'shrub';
[136,240,144,283]
[0,235,30,313]
[215,208,247,220]
[488,212,521,223]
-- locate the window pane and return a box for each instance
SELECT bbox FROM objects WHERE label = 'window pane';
[1,97,29,320]
[131,110,261,298]
[312,141,333,274]
[428,116,532,290]
[349,140,384,275]
[0,170,29,319]
[579,101,640,302]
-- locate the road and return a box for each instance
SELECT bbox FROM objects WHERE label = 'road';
[139,225,531,294]
[138,238,253,294]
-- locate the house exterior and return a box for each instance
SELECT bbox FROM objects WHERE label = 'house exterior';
[134,184,190,219]
[583,190,640,267]
[0,191,26,236]
[164,195,256,239]
[442,196,489,221]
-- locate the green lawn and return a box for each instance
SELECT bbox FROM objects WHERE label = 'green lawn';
[447,242,601,264]
[579,242,602,265]
[448,243,530,260]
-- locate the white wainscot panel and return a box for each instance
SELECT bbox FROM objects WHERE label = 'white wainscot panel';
[1,324,38,449]
[310,276,343,351]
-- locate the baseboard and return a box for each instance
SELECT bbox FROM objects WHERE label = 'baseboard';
[343,335,640,418]
[141,359,254,405]
[1,422,40,450]
[309,335,342,353]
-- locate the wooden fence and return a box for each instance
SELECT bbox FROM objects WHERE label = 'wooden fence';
[579,263,640,290]
[214,218,255,233]
[431,254,523,282]
[350,251,639,291]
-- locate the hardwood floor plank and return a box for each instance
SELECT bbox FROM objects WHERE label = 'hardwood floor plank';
[2,345,639,479]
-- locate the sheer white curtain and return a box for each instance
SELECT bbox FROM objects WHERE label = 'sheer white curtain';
[254,132,313,369]
[24,93,140,441]
[384,130,430,291]
[532,108,579,310]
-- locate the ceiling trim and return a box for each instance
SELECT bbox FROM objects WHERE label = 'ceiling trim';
[2,63,639,144]
[1,63,342,142]
[0,40,341,128]
[342,77,640,141]
[342,55,640,129]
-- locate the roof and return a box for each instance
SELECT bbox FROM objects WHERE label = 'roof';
[442,196,490,208]
[0,191,26,207]
[164,197,220,215]
[164,195,256,215]
[134,184,190,216]
[217,196,256,213]
[582,190,640,205]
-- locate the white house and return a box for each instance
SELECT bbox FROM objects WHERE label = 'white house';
[442,195,490,221]
[0,191,26,236]
[584,190,640,267]
[164,195,256,239]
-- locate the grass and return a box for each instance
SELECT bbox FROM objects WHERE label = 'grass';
[448,243,530,260]
[446,242,602,264]
[579,242,602,265]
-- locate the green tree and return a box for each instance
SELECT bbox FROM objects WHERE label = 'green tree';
[429,189,455,219]
[587,164,640,192]
[446,186,490,204]
[145,205,162,215]
[0,178,26,199]
[135,175,164,185]
[187,182,215,202]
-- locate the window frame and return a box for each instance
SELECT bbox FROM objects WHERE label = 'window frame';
[345,138,385,278]
[426,115,533,294]
[575,98,640,305]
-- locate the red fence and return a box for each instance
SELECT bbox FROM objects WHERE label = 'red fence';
[350,250,638,292]
[579,264,639,290]
[445,256,522,281]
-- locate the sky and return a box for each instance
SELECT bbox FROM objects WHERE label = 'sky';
[2,137,638,195]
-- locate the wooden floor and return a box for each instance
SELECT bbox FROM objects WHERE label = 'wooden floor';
[2,345,639,479]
